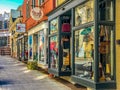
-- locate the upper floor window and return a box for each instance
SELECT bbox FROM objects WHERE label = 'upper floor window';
[4,20,8,29]
[26,1,30,18]
[0,21,2,29]
[38,0,44,6]
[32,0,36,8]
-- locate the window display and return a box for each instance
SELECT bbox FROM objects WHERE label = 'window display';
[50,18,58,34]
[24,37,28,60]
[39,30,45,63]
[50,35,58,69]
[74,26,94,80]
[75,0,94,26]
[61,35,71,71]
[21,38,24,60]
[98,25,114,82]
[28,35,32,59]
[33,33,38,61]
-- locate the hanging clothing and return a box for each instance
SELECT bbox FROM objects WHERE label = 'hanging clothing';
[62,23,71,32]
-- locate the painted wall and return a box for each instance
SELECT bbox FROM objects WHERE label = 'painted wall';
[116,0,120,89]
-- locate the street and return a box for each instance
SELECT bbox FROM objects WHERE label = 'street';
[0,56,86,90]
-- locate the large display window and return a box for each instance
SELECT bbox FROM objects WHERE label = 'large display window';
[50,35,58,69]
[74,26,94,80]
[72,0,116,89]
[48,13,71,76]
[98,25,114,82]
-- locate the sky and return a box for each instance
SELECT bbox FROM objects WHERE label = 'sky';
[0,0,24,14]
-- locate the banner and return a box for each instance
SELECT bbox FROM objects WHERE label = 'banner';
[16,24,25,32]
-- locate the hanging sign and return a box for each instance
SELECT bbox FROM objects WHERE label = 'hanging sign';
[16,24,26,32]
[30,7,43,20]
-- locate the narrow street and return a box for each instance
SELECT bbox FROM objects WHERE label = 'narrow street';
[0,56,86,90]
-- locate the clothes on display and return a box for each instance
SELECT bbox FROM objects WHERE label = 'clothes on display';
[62,23,70,32]
[50,36,58,69]
[99,25,112,81]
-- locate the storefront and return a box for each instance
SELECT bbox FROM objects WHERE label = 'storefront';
[48,13,71,76]
[28,21,48,68]
[17,34,28,61]
[48,0,116,89]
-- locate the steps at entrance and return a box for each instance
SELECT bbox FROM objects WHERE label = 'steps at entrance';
[0,46,11,55]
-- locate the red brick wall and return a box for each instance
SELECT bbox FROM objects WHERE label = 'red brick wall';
[22,0,55,31]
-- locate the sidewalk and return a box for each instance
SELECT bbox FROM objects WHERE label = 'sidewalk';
[0,56,86,90]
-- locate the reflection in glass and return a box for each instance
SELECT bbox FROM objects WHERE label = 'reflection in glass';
[99,25,114,82]
[99,0,114,21]
[74,26,94,80]
[39,31,45,63]
[61,35,71,71]
[75,0,94,26]
[50,35,58,69]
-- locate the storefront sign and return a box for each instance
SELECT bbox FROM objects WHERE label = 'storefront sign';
[30,7,43,20]
[16,24,26,32]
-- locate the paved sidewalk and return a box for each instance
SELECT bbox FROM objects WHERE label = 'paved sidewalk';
[0,56,86,90]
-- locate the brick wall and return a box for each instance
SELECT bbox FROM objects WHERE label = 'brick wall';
[116,0,120,89]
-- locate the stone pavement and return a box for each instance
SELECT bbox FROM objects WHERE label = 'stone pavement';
[0,56,86,90]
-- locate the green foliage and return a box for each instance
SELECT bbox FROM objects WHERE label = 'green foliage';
[27,61,38,70]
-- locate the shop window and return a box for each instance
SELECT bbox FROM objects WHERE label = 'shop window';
[33,33,38,61]
[21,38,24,60]
[50,18,58,34]
[28,35,33,59]
[39,30,45,63]
[98,25,114,82]
[24,37,28,60]
[75,0,94,26]
[50,35,58,69]
[99,0,114,21]
[61,35,71,71]
[74,26,94,80]
[26,1,30,18]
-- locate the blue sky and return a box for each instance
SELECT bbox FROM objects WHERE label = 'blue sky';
[0,0,24,14]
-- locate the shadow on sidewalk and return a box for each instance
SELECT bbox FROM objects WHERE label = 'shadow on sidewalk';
[0,79,15,85]
[0,66,4,70]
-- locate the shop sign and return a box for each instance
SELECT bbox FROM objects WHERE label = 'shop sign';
[16,24,25,32]
[30,7,43,21]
